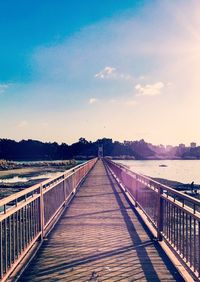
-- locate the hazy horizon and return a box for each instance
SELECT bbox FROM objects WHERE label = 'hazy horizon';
[1,0,199,145]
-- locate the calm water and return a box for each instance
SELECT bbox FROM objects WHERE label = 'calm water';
[0,171,63,184]
[115,160,200,184]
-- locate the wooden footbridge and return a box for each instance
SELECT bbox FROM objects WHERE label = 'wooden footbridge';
[0,159,200,281]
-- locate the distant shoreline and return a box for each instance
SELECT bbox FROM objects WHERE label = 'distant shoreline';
[152,177,200,199]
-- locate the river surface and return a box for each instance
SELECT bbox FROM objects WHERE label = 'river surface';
[0,171,64,184]
[115,160,200,184]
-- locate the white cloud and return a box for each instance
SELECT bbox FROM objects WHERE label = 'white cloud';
[0,84,9,94]
[135,82,164,96]
[89,98,98,104]
[94,66,116,79]
[94,66,132,81]
[17,121,28,128]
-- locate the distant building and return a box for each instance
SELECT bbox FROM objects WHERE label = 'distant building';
[190,142,197,148]
[177,143,187,156]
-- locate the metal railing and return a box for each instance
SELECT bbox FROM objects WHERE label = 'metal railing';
[0,158,97,282]
[105,158,200,280]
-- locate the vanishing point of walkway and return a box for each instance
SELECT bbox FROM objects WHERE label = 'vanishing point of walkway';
[20,160,184,281]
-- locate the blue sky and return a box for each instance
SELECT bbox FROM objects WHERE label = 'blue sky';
[0,0,144,82]
[1,0,200,145]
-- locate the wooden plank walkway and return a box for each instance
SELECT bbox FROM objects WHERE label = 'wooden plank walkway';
[19,160,184,282]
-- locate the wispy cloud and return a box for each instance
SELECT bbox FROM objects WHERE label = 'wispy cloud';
[89,98,98,104]
[94,66,132,81]
[135,82,164,96]
[17,120,28,128]
[0,84,9,94]
[95,66,116,79]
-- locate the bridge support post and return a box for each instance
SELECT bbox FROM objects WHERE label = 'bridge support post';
[157,187,163,241]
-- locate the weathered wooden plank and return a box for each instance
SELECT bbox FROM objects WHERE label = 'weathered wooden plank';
[19,160,184,282]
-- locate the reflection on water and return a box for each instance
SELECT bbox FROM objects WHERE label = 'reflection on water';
[0,171,63,184]
[115,160,200,184]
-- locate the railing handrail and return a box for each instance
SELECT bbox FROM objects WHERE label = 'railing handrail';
[0,159,93,207]
[110,159,200,206]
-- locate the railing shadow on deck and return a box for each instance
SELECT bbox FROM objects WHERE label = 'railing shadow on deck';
[21,241,154,277]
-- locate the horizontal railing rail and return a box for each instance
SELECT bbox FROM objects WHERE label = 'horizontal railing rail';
[0,158,97,282]
[104,158,200,280]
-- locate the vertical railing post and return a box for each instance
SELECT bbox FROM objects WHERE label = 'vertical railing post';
[157,186,164,241]
[135,175,139,207]
[39,184,45,239]
[84,164,86,177]
[63,174,67,203]
[72,170,76,193]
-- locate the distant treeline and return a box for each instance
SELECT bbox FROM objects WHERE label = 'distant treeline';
[0,137,152,160]
[0,137,200,161]
[0,138,96,160]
